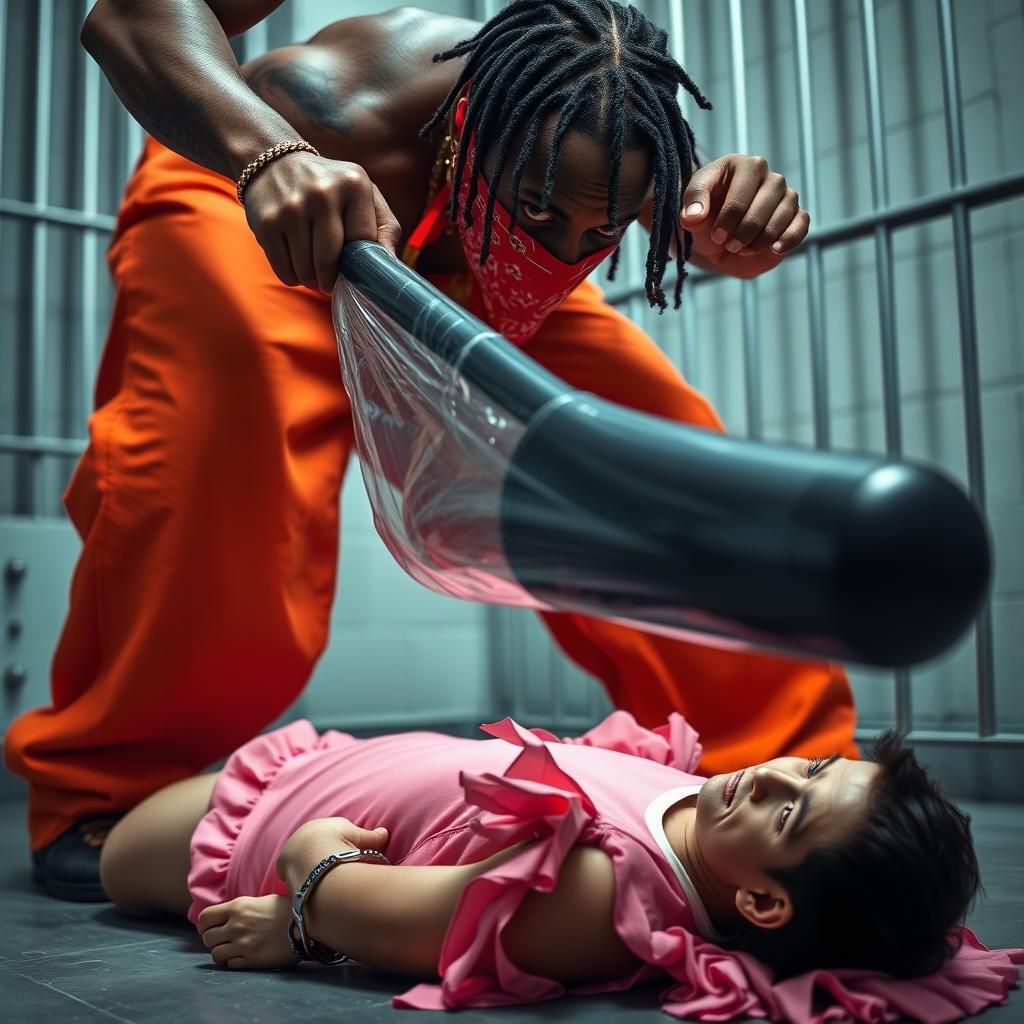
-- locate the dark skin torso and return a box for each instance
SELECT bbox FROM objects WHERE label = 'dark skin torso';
[240,7,481,276]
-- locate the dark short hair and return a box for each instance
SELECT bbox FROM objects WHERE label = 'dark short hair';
[730,730,983,979]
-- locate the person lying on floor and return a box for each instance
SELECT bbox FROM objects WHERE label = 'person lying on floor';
[97,710,1022,1022]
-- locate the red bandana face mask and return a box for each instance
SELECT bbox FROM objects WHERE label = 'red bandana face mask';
[452,95,619,345]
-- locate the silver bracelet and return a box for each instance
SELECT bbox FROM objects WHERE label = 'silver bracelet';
[289,848,390,964]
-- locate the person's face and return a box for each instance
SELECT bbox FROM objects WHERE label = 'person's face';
[475,108,654,265]
[696,755,880,929]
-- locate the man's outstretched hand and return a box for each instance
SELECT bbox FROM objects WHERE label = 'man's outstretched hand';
[680,153,809,279]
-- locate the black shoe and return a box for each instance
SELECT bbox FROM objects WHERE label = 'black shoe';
[31,815,124,902]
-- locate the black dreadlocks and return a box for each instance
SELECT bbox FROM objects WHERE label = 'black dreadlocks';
[419,0,713,313]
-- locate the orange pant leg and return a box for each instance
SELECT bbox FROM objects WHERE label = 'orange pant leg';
[2,139,352,850]
[520,278,860,775]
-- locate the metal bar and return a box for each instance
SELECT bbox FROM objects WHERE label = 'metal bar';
[125,111,144,184]
[0,196,117,231]
[937,0,967,189]
[0,435,87,458]
[860,0,901,452]
[805,246,829,444]
[0,0,7,190]
[668,0,687,118]
[0,0,7,483]
[859,0,911,734]
[666,0,690,374]
[81,1,101,432]
[681,281,699,388]
[728,0,761,439]
[792,0,830,449]
[937,0,996,737]
[855,729,1024,750]
[22,0,55,516]
[625,214,647,334]
[806,169,1024,244]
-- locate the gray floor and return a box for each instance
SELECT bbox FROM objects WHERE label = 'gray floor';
[1,797,1021,1023]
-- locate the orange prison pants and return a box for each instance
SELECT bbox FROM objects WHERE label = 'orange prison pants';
[3,138,859,851]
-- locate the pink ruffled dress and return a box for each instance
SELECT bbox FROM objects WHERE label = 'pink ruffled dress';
[187,711,1023,1023]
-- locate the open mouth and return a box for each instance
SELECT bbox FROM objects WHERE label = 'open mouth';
[724,769,745,807]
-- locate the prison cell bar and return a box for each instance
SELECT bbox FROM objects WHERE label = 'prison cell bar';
[792,0,831,451]
[22,0,54,517]
[82,0,101,446]
[665,0,702,392]
[728,0,762,441]
[859,0,913,737]
[937,0,997,739]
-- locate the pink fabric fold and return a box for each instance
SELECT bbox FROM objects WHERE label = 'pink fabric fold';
[658,925,1024,1024]
[555,708,704,773]
[186,718,323,925]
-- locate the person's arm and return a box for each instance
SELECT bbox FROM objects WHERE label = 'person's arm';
[80,1,402,291]
[637,139,808,281]
[276,821,642,983]
[81,0,296,179]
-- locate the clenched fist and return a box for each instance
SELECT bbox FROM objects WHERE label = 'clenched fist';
[197,893,297,970]
[242,151,402,292]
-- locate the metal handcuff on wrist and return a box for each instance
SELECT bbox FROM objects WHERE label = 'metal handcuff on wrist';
[288,848,391,964]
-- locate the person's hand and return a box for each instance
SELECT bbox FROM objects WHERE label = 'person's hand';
[242,150,402,293]
[275,816,391,888]
[679,153,809,279]
[197,893,298,970]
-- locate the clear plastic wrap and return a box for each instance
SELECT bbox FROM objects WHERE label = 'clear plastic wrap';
[331,242,991,668]
[333,264,538,607]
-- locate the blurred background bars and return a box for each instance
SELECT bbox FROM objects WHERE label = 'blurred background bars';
[2,0,1023,797]
[728,0,763,440]
[859,0,912,735]
[792,0,830,451]
[936,0,997,739]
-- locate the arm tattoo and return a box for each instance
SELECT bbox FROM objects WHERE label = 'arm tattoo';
[120,76,212,166]
[138,93,211,165]
[246,59,355,136]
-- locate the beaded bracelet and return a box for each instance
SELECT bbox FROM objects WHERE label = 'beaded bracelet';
[236,140,320,205]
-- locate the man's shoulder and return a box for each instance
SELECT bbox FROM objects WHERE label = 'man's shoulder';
[307,5,480,91]
[242,6,479,153]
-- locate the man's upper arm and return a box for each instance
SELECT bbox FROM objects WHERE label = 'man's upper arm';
[501,845,643,985]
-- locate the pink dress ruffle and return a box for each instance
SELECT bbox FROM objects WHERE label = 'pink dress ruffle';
[658,926,1024,1024]
[186,718,330,925]
[552,707,704,773]
[394,715,1023,1023]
